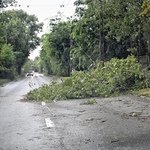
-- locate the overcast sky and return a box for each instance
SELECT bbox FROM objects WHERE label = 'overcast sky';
[7,0,76,60]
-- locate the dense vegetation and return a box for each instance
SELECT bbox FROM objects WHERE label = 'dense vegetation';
[0,0,43,79]
[27,55,150,101]
[37,0,150,77]
[22,57,40,73]
[40,20,71,76]
[2,0,150,100]
[26,0,150,101]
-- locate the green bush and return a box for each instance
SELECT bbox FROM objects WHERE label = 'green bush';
[0,44,16,79]
[0,67,16,79]
[27,55,150,101]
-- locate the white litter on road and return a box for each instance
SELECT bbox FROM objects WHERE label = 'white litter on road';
[41,102,46,106]
[45,118,55,128]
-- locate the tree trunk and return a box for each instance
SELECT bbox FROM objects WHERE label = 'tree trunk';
[99,0,102,62]
[102,3,104,63]
[99,0,104,66]
[70,34,73,76]
[5,21,7,44]
[99,6,101,62]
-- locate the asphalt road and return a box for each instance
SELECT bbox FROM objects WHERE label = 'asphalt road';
[1,73,150,150]
[0,73,61,150]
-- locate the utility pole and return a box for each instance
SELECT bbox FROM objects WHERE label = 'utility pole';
[70,34,73,76]
[99,0,102,62]
[4,21,7,44]
[101,0,104,63]
[99,0,104,65]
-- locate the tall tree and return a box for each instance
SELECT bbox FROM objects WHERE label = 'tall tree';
[0,0,16,8]
[72,0,147,68]
[72,0,100,70]
[0,44,15,79]
[3,9,43,74]
[40,47,52,74]
[139,0,150,17]
[40,20,71,76]
[0,0,17,79]
[139,0,150,56]
[103,0,145,55]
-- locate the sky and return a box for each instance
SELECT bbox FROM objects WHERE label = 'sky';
[6,0,76,60]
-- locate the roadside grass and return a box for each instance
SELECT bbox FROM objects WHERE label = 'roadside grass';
[0,79,11,86]
[130,88,150,97]
[0,73,26,86]
[80,99,97,105]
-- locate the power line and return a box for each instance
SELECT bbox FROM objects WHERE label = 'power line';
[16,3,74,7]
[58,0,66,13]
[62,0,71,14]
[21,0,25,9]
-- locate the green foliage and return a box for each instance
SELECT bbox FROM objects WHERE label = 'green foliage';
[139,0,150,17]
[33,56,40,72]
[0,67,15,79]
[0,44,16,79]
[127,47,137,55]
[40,20,71,76]
[0,20,5,49]
[80,99,97,105]
[0,79,11,86]
[72,0,100,69]
[0,44,15,68]
[63,77,72,86]
[0,9,43,79]
[38,1,150,76]
[0,0,16,8]
[39,47,52,74]
[22,57,40,73]
[27,79,61,101]
[71,0,148,70]
[23,59,33,73]
[1,10,43,75]
[27,56,150,101]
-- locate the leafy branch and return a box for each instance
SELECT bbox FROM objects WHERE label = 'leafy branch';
[27,55,150,101]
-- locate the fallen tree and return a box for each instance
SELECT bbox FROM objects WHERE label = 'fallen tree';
[27,55,150,101]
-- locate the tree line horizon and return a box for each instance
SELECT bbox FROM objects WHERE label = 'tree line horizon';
[1,0,150,78]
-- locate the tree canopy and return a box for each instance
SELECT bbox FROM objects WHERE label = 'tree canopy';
[0,0,16,8]
[40,20,71,76]
[0,8,43,78]
[2,0,150,79]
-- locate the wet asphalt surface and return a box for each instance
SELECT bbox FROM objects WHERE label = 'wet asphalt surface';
[0,73,58,150]
[1,73,150,150]
[45,95,150,150]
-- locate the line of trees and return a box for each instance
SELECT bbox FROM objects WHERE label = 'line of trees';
[39,0,150,77]
[23,57,40,73]
[40,19,71,76]
[0,0,43,79]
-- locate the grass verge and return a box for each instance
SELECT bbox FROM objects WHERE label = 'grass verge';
[80,99,97,105]
[0,79,11,86]
[130,88,150,97]
[0,73,26,86]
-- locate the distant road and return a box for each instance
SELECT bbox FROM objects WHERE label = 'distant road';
[0,72,55,97]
